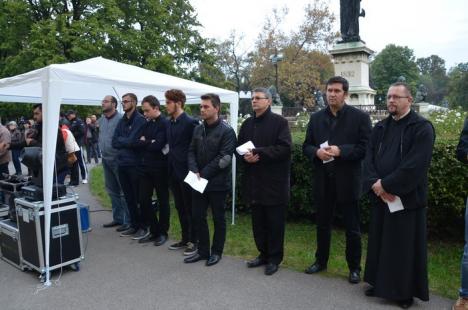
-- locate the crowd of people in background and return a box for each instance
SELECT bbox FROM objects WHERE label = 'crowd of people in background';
[0,108,101,185]
[1,76,467,309]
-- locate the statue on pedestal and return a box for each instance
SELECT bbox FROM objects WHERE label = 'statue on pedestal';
[340,0,365,43]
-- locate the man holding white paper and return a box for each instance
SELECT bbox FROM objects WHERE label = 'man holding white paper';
[302,76,371,284]
[363,82,435,308]
[238,87,292,276]
[184,93,236,266]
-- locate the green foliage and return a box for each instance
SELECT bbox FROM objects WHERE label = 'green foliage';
[447,62,468,110]
[416,55,448,105]
[0,0,212,79]
[370,44,419,98]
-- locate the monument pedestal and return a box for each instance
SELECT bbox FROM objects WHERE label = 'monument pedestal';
[329,41,376,106]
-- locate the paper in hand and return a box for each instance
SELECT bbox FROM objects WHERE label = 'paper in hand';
[383,195,404,213]
[320,141,334,164]
[236,141,255,155]
[184,171,208,194]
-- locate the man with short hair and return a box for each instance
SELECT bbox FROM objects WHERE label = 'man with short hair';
[66,110,87,184]
[7,121,23,175]
[25,104,68,183]
[302,76,371,284]
[238,87,292,276]
[112,93,146,238]
[184,93,236,266]
[165,89,199,256]
[363,82,435,308]
[98,95,129,231]
[136,95,170,246]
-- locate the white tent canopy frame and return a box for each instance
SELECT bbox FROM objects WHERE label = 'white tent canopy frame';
[0,57,239,286]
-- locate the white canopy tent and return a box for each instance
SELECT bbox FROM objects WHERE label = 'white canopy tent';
[0,56,239,285]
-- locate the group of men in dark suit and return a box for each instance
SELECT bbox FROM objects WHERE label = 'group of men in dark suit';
[98,76,435,309]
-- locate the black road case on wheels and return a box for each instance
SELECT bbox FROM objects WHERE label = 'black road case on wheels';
[15,194,84,275]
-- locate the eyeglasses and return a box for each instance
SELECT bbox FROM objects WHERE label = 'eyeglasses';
[387,95,409,100]
[122,100,134,104]
[251,96,268,100]
[102,100,111,103]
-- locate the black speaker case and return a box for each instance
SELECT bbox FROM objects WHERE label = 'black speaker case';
[0,219,25,270]
[15,195,84,274]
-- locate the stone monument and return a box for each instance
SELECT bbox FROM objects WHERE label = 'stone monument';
[329,0,375,106]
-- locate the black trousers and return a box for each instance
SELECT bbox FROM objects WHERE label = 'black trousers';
[70,149,87,184]
[315,175,362,271]
[170,178,196,244]
[251,203,286,265]
[192,190,227,258]
[118,166,141,229]
[138,167,170,237]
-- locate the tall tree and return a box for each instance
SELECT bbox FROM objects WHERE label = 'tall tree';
[447,62,468,110]
[249,1,337,107]
[370,44,419,97]
[416,55,448,105]
[0,0,211,78]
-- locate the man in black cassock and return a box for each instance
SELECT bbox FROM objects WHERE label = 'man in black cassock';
[303,76,371,284]
[363,82,435,309]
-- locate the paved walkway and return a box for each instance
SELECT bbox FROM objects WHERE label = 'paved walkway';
[0,164,453,309]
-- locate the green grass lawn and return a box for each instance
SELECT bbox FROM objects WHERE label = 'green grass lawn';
[90,166,461,299]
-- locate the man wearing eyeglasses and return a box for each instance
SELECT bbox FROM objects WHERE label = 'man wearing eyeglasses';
[112,93,147,238]
[303,76,371,285]
[362,82,435,308]
[98,95,129,232]
[238,87,292,276]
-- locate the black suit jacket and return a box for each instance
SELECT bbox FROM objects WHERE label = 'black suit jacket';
[303,104,371,203]
[167,112,199,181]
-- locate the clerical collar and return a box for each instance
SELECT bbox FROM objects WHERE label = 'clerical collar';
[392,109,411,121]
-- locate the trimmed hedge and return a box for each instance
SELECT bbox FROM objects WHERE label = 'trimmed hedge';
[234,133,467,240]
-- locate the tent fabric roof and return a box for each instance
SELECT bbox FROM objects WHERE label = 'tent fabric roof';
[0,56,238,105]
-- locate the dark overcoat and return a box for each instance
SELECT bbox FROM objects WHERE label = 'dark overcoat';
[303,104,371,203]
[237,108,292,206]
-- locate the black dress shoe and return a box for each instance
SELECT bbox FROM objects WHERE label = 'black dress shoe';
[138,234,156,244]
[264,263,279,276]
[397,298,413,309]
[348,270,361,284]
[364,287,375,297]
[246,257,267,268]
[206,254,221,266]
[183,253,207,264]
[153,235,168,246]
[116,224,131,232]
[305,262,327,274]
[103,221,121,228]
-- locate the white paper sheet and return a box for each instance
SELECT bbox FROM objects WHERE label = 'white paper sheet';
[162,144,169,155]
[184,171,208,194]
[383,196,404,213]
[320,141,334,163]
[236,141,255,155]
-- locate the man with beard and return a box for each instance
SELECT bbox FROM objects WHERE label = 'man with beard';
[363,82,435,308]
[98,95,129,232]
[165,89,199,256]
[112,93,146,238]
